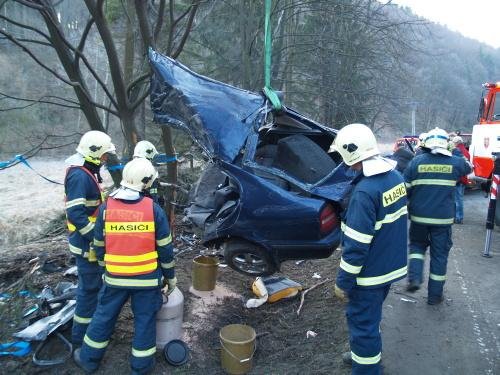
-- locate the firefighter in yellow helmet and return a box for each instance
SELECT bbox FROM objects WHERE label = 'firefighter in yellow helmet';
[333,123,408,374]
[74,158,175,374]
[404,127,471,304]
[64,130,115,347]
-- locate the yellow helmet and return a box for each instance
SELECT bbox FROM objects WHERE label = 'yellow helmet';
[76,131,115,165]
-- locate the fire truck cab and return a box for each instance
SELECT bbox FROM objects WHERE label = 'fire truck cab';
[470,82,500,182]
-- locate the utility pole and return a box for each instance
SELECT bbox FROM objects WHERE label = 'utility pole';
[411,102,417,135]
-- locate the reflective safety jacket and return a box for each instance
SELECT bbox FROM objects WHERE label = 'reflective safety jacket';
[404,152,471,225]
[65,166,103,259]
[93,196,174,289]
[336,169,408,292]
[104,197,157,276]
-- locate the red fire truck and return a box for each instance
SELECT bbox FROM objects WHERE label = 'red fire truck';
[470,82,500,182]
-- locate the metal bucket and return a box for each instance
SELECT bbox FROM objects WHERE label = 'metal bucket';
[219,324,256,374]
[191,255,219,291]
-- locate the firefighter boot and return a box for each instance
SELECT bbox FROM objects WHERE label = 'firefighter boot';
[406,280,420,293]
[342,351,352,365]
[73,348,97,374]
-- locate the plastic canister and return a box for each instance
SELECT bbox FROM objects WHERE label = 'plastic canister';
[156,287,184,350]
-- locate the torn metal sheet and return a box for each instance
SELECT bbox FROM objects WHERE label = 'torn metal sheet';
[13,300,76,341]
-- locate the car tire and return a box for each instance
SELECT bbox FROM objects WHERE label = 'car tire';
[223,239,277,277]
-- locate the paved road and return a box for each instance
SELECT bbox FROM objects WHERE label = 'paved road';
[382,190,500,375]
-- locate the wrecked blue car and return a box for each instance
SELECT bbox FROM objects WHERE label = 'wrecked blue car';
[149,49,354,276]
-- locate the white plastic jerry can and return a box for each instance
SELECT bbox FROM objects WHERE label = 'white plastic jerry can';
[156,287,184,349]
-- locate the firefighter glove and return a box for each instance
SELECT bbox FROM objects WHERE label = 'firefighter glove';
[334,284,349,302]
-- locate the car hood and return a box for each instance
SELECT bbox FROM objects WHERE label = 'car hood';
[149,49,265,162]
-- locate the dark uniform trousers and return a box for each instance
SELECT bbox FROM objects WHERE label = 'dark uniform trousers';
[408,222,452,299]
[79,286,163,373]
[72,257,103,345]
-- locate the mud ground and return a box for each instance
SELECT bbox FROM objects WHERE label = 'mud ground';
[0,217,350,375]
[1,191,499,375]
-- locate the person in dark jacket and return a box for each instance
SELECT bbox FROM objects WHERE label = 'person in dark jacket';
[74,158,176,374]
[404,128,471,304]
[64,130,115,346]
[334,123,408,375]
[451,136,471,223]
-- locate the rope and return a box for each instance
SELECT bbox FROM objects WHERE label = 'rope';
[263,0,282,111]
[4,154,65,185]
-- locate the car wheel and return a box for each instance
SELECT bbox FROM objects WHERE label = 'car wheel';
[223,239,277,277]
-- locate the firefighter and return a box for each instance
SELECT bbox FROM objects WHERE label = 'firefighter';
[133,140,162,205]
[74,158,176,374]
[404,127,471,304]
[334,124,408,375]
[65,130,115,347]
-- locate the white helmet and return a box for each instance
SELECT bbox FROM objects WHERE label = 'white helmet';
[425,127,450,155]
[120,158,158,192]
[133,140,158,161]
[452,135,463,145]
[334,123,380,166]
[76,130,116,165]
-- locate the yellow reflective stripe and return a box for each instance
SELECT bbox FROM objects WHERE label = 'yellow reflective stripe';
[341,223,373,244]
[374,206,407,230]
[85,199,100,207]
[73,314,91,324]
[340,257,362,275]
[104,275,159,287]
[105,252,158,263]
[149,188,158,194]
[94,239,105,247]
[132,346,156,357]
[105,221,155,233]
[68,216,97,232]
[356,266,407,286]
[410,216,454,225]
[161,260,175,269]
[409,253,425,260]
[106,263,157,275]
[84,335,108,349]
[411,179,455,187]
[405,182,412,189]
[65,198,86,209]
[351,351,381,365]
[156,234,172,246]
[69,243,83,255]
[80,221,95,235]
[430,273,446,281]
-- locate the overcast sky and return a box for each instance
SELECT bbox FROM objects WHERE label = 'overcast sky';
[393,0,500,49]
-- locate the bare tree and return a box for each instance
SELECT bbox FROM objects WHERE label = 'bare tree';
[0,0,199,207]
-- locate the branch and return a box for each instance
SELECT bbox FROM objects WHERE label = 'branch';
[126,72,151,96]
[75,17,95,69]
[0,29,77,87]
[296,278,331,316]
[12,0,44,11]
[171,1,199,59]
[153,0,166,42]
[0,13,52,41]
[0,36,52,46]
[130,86,150,111]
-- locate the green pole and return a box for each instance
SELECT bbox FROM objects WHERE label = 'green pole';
[263,0,282,110]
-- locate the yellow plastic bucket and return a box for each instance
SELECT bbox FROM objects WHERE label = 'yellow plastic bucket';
[220,324,256,374]
[191,255,219,291]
